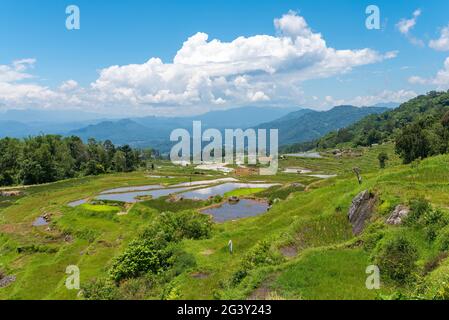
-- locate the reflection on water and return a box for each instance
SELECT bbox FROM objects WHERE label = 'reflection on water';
[284,152,323,158]
[100,185,163,194]
[32,217,48,226]
[170,178,238,188]
[201,199,269,222]
[283,168,313,174]
[180,183,278,200]
[96,187,193,203]
[307,174,337,179]
[67,198,88,207]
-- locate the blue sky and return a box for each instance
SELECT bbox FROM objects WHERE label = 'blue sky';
[1,0,449,116]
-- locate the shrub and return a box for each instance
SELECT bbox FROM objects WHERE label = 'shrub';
[361,222,386,253]
[82,278,120,300]
[109,239,171,283]
[436,227,449,252]
[231,240,283,285]
[424,209,447,242]
[167,247,197,276]
[404,198,431,226]
[110,210,211,283]
[142,210,212,243]
[372,235,419,284]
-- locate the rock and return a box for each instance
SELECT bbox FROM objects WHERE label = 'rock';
[0,190,22,197]
[386,205,410,225]
[0,273,16,288]
[348,190,377,235]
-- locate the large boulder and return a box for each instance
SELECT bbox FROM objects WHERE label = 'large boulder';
[386,205,410,225]
[348,190,377,235]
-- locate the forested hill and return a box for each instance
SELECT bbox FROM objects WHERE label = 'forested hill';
[0,135,153,187]
[284,91,449,163]
[257,105,388,146]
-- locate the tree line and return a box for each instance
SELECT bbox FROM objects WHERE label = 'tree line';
[283,91,449,164]
[0,135,154,186]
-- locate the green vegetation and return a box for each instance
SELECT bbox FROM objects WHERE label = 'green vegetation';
[4,92,449,300]
[1,145,449,300]
[287,91,449,165]
[223,188,265,197]
[0,135,153,186]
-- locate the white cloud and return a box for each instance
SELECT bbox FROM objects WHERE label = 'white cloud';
[397,9,421,34]
[0,11,396,114]
[346,90,417,107]
[90,11,394,112]
[429,25,449,51]
[59,80,79,91]
[318,90,417,109]
[396,9,424,46]
[409,57,449,89]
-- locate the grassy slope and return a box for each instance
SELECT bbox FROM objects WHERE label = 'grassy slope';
[2,144,448,300]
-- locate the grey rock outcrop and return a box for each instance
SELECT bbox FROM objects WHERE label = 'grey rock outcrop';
[386,205,410,225]
[348,190,377,235]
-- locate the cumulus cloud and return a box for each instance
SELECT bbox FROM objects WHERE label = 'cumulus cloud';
[90,11,394,111]
[408,57,449,89]
[396,9,424,46]
[0,11,396,114]
[319,90,416,109]
[429,25,449,51]
[59,80,79,91]
[346,90,417,107]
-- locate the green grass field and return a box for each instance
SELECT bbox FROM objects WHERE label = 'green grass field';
[1,143,449,300]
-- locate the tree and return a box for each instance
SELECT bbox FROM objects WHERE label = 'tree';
[353,167,362,185]
[395,121,431,164]
[112,150,126,172]
[0,138,22,185]
[0,134,145,187]
[373,235,418,284]
[378,152,389,169]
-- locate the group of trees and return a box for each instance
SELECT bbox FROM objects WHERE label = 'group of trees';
[285,91,449,164]
[0,135,154,186]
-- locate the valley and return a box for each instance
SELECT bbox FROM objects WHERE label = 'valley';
[3,141,440,300]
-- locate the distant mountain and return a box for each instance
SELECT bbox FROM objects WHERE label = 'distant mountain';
[294,91,449,151]
[186,106,300,128]
[257,105,389,146]
[65,106,301,151]
[370,102,400,109]
[0,109,119,123]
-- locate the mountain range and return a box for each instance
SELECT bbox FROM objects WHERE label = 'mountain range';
[0,104,398,151]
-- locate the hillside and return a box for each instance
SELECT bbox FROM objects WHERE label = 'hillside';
[258,105,388,146]
[67,107,303,150]
[285,91,449,153]
[2,143,449,300]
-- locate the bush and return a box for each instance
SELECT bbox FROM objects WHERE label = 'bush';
[231,240,283,285]
[372,235,419,284]
[167,247,197,276]
[436,227,449,252]
[110,210,211,283]
[361,222,386,252]
[142,210,212,243]
[82,279,120,300]
[109,239,171,283]
[404,198,431,226]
